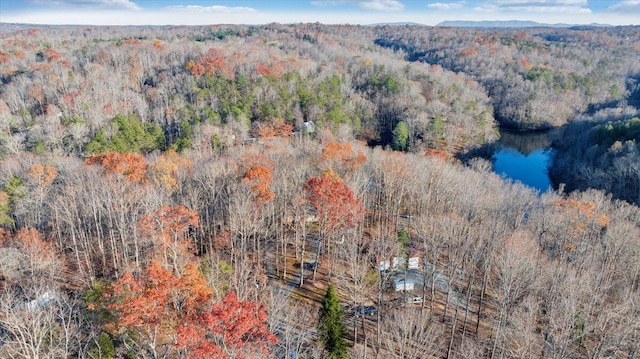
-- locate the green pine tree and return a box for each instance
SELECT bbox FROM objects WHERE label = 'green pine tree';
[85,114,166,154]
[0,191,13,227]
[397,227,410,248]
[431,115,445,140]
[392,120,409,151]
[319,284,348,359]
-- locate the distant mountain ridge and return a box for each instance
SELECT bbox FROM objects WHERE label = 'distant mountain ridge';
[367,22,427,27]
[436,20,612,28]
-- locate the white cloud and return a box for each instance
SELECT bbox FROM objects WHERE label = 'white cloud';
[359,0,405,11]
[607,0,640,12]
[310,0,350,5]
[476,0,591,14]
[31,0,140,10]
[427,1,466,10]
[311,0,404,11]
[3,0,637,26]
[165,5,257,13]
[4,8,264,25]
[482,0,587,4]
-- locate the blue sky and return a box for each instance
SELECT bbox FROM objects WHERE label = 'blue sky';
[1,0,638,26]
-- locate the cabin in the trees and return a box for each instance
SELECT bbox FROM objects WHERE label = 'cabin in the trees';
[393,278,415,292]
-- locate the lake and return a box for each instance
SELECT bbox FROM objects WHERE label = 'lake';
[492,128,557,192]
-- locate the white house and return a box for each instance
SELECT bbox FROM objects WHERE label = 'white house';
[393,278,414,292]
[378,260,390,271]
[407,257,420,269]
[391,256,420,270]
[392,257,405,269]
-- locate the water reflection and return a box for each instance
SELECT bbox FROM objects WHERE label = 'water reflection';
[498,129,554,155]
[492,129,557,192]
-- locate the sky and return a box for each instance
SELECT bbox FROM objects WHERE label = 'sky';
[0,0,638,26]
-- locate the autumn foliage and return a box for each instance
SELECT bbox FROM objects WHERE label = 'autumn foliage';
[256,118,294,139]
[552,198,610,236]
[27,164,57,187]
[243,165,275,204]
[85,152,148,183]
[3,23,640,359]
[321,141,366,174]
[139,205,199,272]
[5,228,61,282]
[150,150,193,192]
[107,261,276,359]
[108,262,185,339]
[185,59,206,77]
[425,148,452,161]
[176,291,277,358]
[305,170,364,234]
[0,51,10,64]
[240,153,275,205]
[185,48,236,79]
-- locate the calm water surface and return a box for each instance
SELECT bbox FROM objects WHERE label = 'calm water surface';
[492,128,557,192]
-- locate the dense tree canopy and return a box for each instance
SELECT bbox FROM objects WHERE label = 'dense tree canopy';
[0,23,639,358]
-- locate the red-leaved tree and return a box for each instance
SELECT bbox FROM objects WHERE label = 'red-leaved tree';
[320,141,366,176]
[243,165,275,205]
[107,261,277,359]
[177,291,277,359]
[305,169,364,238]
[139,205,199,274]
[85,152,148,183]
[305,170,364,278]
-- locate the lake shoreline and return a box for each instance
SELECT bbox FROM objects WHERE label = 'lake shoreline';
[489,127,558,192]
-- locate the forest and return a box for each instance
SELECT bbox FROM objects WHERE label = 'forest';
[0,22,639,358]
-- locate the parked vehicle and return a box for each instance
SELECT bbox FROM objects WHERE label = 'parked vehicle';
[406,296,424,304]
[354,305,377,316]
[303,261,318,270]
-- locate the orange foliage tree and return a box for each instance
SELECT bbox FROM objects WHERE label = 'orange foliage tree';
[150,150,194,193]
[241,153,275,205]
[107,261,276,359]
[550,198,610,254]
[85,152,148,183]
[425,148,451,161]
[8,228,62,283]
[243,165,275,205]
[107,261,208,358]
[176,290,277,358]
[43,48,62,62]
[0,51,10,64]
[304,169,364,238]
[256,118,294,140]
[320,141,366,175]
[214,228,231,252]
[185,48,235,79]
[0,227,9,242]
[553,198,609,237]
[255,59,285,78]
[27,164,57,187]
[185,59,205,77]
[139,205,199,274]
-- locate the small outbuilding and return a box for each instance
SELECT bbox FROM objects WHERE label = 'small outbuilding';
[378,260,390,271]
[407,257,420,269]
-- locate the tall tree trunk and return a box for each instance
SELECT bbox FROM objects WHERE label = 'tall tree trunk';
[476,268,488,335]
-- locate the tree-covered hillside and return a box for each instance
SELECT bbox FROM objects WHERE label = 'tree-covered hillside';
[374,25,640,129]
[0,24,498,157]
[0,24,639,358]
